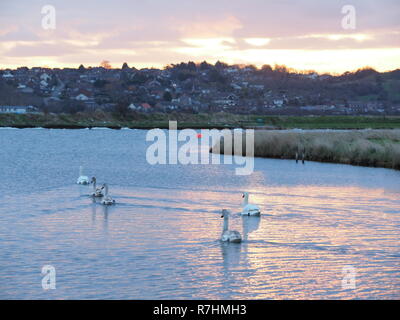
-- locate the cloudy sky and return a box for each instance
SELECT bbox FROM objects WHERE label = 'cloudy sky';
[0,0,399,73]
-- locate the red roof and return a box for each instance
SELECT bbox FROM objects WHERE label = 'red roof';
[78,89,92,97]
[141,103,151,109]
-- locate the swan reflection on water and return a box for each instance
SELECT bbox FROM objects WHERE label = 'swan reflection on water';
[91,198,110,232]
[241,215,261,241]
[220,241,242,271]
[220,214,261,277]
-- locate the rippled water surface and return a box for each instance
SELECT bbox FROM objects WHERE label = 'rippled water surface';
[0,128,399,299]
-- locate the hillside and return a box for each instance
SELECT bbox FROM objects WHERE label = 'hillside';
[1,63,399,116]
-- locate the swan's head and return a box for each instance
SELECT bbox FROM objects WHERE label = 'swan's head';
[221,209,230,218]
[242,192,249,198]
[91,177,96,183]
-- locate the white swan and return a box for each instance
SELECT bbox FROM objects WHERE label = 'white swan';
[77,166,90,185]
[101,183,115,205]
[90,177,104,197]
[241,192,261,216]
[221,209,242,243]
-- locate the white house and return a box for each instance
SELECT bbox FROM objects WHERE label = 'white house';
[128,103,139,110]
[273,99,284,107]
[231,84,242,90]
[75,93,89,101]
[40,73,51,82]
[17,85,34,93]
[2,71,13,78]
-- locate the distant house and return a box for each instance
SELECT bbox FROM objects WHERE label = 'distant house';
[128,103,139,110]
[176,94,192,106]
[300,105,335,111]
[226,67,239,73]
[147,79,161,88]
[141,103,152,111]
[0,105,38,114]
[40,80,48,88]
[2,71,14,79]
[128,103,152,112]
[250,84,265,90]
[75,93,89,101]
[273,99,284,107]
[213,97,236,107]
[75,88,93,101]
[17,84,34,94]
[40,73,51,82]
[305,73,318,80]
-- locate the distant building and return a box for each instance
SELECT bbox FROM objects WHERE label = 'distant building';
[2,71,14,78]
[40,73,51,82]
[128,103,138,110]
[0,105,38,114]
[75,93,89,101]
[273,99,284,107]
[128,103,152,112]
[250,84,265,90]
[141,103,152,111]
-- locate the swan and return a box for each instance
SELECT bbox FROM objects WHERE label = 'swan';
[90,177,104,197]
[221,209,242,243]
[77,166,90,185]
[241,192,261,216]
[101,183,115,205]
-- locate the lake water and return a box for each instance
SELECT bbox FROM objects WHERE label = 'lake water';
[0,128,399,299]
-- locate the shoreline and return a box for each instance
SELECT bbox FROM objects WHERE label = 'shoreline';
[1,113,400,130]
[3,125,400,131]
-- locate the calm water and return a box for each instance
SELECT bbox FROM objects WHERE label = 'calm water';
[0,128,399,299]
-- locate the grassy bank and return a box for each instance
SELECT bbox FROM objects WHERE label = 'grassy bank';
[0,112,248,129]
[211,130,400,170]
[1,112,400,129]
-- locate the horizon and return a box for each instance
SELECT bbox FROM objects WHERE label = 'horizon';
[1,61,399,77]
[0,0,399,73]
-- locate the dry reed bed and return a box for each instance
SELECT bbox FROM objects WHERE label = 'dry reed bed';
[211,130,400,170]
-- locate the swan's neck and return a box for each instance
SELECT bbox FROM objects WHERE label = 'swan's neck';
[79,166,83,176]
[243,194,249,206]
[93,180,96,190]
[223,216,229,232]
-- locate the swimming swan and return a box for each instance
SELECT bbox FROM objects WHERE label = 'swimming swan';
[241,192,261,216]
[90,177,104,197]
[101,184,115,205]
[77,166,90,185]
[221,209,242,243]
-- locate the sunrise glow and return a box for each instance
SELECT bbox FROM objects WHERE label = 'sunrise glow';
[0,1,398,73]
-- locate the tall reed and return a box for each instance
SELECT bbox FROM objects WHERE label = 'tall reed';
[211,130,400,170]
